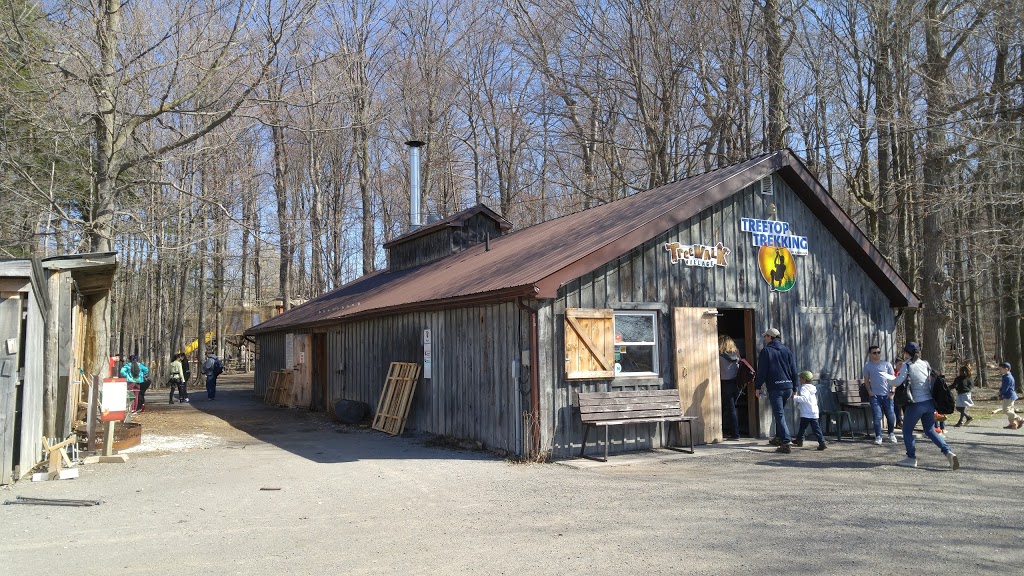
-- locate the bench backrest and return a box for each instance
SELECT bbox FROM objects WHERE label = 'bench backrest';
[834,379,868,405]
[577,389,682,424]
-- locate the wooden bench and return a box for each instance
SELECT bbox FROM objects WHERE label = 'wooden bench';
[577,389,697,462]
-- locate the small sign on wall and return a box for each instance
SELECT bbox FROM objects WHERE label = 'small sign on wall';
[664,241,731,267]
[423,329,432,379]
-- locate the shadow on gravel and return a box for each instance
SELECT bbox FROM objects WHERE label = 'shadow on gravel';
[179,375,499,465]
[755,459,882,469]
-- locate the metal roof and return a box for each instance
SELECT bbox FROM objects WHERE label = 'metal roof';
[247,150,919,335]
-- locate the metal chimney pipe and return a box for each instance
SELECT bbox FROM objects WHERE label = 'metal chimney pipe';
[406,140,425,229]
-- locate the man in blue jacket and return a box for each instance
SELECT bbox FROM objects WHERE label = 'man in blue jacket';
[756,328,799,453]
[995,362,1022,429]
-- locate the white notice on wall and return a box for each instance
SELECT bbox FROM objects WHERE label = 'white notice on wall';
[423,329,432,379]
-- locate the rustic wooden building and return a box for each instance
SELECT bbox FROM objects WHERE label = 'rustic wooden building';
[0,253,117,483]
[247,150,918,459]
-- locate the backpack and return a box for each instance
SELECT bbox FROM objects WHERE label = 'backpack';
[931,371,956,415]
[214,358,223,376]
[737,358,756,387]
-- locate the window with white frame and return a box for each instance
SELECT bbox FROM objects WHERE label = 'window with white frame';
[612,311,659,376]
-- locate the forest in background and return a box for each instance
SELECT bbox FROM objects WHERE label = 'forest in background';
[1,0,1021,384]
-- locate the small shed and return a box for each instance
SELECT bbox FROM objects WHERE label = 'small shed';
[0,253,117,483]
[247,150,917,459]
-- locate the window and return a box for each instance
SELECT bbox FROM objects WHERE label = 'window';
[613,311,659,376]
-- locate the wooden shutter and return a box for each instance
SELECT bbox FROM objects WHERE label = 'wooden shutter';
[564,308,615,379]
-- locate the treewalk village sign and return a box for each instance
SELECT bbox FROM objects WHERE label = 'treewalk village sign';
[247,149,919,460]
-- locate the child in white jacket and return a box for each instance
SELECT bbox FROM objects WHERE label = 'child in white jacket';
[792,371,827,450]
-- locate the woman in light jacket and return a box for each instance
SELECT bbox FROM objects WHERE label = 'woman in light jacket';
[120,355,150,412]
[889,342,958,469]
[718,335,741,441]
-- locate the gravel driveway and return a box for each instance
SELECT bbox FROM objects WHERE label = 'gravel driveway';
[2,375,1022,575]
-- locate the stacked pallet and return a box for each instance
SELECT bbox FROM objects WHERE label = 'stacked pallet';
[372,362,421,436]
[264,371,295,407]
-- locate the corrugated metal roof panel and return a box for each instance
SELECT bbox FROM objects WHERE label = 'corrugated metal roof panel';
[248,150,918,335]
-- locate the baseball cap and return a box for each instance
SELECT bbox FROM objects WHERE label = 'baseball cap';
[903,342,919,354]
[764,328,781,338]
[799,370,814,381]
[1000,361,1011,370]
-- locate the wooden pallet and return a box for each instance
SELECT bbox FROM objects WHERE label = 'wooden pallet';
[372,362,421,436]
[265,370,294,407]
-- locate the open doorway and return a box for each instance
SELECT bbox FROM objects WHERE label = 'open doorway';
[717,309,758,438]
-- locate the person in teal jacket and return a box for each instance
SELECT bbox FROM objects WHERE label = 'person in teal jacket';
[120,355,150,412]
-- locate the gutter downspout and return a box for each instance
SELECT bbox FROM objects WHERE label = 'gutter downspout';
[516,296,541,459]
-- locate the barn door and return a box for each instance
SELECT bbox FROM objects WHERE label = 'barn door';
[672,307,722,446]
[0,293,22,485]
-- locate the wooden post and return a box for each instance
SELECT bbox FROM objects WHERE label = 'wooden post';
[87,374,100,453]
[102,421,115,457]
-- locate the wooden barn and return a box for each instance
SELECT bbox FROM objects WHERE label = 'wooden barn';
[0,253,117,483]
[246,150,918,459]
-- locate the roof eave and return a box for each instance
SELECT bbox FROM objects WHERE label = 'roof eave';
[245,284,540,335]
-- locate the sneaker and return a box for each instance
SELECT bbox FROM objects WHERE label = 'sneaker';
[769,437,783,446]
[965,416,973,425]
[873,436,883,445]
[888,433,898,444]
[775,444,791,454]
[1004,424,1018,429]
[184,398,190,403]
[946,452,960,470]
[792,439,803,447]
[896,456,917,468]
[817,442,827,451]
[1017,418,1024,428]
[725,436,740,441]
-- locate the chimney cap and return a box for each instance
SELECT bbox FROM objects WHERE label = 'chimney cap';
[405,139,426,148]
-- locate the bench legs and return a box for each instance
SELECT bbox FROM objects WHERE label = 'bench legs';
[580,421,694,461]
[580,424,610,462]
[665,419,695,455]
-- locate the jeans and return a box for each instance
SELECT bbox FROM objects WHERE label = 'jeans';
[721,379,741,437]
[902,400,950,458]
[170,379,188,402]
[206,374,218,399]
[796,417,825,444]
[138,381,149,408]
[768,388,793,444]
[869,395,896,438]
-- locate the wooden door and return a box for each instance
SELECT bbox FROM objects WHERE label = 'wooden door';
[672,307,722,445]
[291,334,312,408]
[0,293,22,485]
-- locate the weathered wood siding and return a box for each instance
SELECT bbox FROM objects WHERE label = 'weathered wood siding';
[318,303,527,456]
[254,332,287,398]
[388,214,507,271]
[540,175,896,457]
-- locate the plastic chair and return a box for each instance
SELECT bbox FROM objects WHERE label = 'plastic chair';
[820,380,854,440]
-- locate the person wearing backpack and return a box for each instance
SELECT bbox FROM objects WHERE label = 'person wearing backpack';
[718,335,742,441]
[887,342,959,470]
[120,355,150,412]
[203,351,223,400]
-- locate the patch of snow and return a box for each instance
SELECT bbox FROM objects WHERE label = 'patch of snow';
[121,433,221,453]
